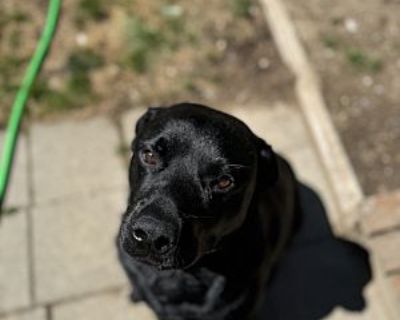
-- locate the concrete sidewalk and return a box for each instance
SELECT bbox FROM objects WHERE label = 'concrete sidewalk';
[0,103,392,319]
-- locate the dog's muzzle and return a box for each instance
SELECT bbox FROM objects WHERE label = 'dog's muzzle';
[121,199,180,265]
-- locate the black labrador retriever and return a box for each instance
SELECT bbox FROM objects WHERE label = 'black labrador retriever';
[117,103,301,320]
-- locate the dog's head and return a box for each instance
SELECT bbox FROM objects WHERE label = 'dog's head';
[119,103,278,269]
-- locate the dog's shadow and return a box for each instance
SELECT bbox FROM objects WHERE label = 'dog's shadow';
[256,184,372,320]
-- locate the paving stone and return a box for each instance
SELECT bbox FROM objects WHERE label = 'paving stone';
[361,190,400,236]
[323,307,373,320]
[323,267,400,320]
[233,104,337,221]
[121,107,146,146]
[370,232,400,273]
[122,104,315,159]
[0,133,29,209]
[284,144,337,219]
[0,133,30,312]
[121,104,308,154]
[234,104,337,220]
[0,209,30,313]
[53,289,156,320]
[31,117,126,204]
[389,274,400,302]
[230,103,310,152]
[0,308,46,320]
[33,189,128,303]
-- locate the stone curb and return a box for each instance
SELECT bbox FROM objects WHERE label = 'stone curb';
[259,0,363,234]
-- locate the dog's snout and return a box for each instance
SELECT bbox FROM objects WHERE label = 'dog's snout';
[130,215,177,257]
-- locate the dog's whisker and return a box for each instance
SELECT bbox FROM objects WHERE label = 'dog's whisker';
[182,255,202,270]
[226,163,250,169]
[178,210,217,221]
[179,245,221,270]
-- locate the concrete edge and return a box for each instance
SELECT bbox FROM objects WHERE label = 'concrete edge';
[259,0,400,318]
[259,0,364,234]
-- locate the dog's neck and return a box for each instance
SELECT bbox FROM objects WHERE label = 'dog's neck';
[199,195,272,280]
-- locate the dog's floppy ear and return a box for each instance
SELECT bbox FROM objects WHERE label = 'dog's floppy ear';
[135,107,162,136]
[255,137,279,189]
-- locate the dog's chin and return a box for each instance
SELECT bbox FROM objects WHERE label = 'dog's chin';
[134,256,174,269]
[125,254,197,271]
[132,252,202,271]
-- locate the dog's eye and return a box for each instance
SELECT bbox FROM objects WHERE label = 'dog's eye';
[141,149,158,166]
[215,175,234,191]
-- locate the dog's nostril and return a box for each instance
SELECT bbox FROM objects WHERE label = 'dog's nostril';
[132,228,148,242]
[154,236,171,253]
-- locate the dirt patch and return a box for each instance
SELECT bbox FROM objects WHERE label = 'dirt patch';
[284,0,400,195]
[0,0,294,126]
[2,1,396,195]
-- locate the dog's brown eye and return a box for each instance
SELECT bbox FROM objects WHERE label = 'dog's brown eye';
[141,149,158,166]
[216,175,233,191]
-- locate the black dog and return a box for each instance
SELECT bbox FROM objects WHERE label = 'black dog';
[117,103,301,320]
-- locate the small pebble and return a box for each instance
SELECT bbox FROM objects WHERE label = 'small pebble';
[76,32,88,47]
[165,66,177,78]
[362,76,373,87]
[344,18,358,33]
[257,57,271,70]
[216,39,227,52]
[161,5,183,17]
[48,76,63,90]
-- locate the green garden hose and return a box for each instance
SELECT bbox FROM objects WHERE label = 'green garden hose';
[0,0,61,214]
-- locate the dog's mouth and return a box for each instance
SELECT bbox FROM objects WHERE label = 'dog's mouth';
[126,249,216,271]
[131,254,178,270]
[119,244,199,270]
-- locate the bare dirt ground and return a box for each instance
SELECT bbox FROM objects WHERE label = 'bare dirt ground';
[0,0,293,125]
[284,0,400,195]
[1,0,397,196]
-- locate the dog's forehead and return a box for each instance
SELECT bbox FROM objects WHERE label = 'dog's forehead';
[155,117,256,165]
[163,120,218,151]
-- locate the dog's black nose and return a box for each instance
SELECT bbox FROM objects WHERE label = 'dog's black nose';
[130,216,176,256]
